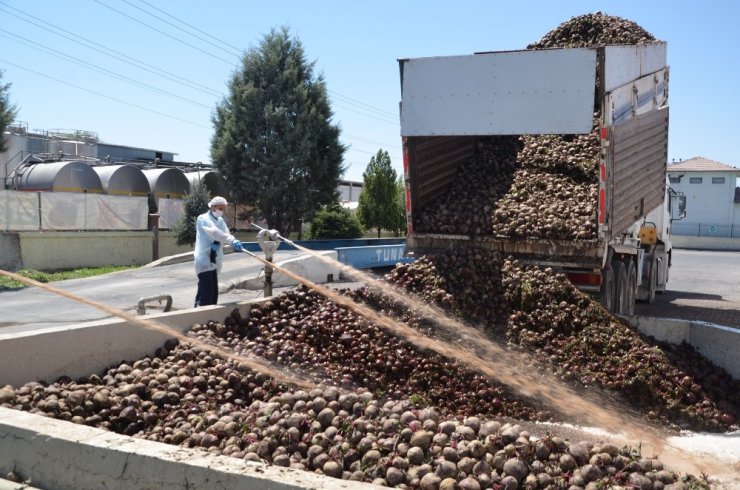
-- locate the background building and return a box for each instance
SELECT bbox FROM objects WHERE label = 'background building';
[667,157,740,237]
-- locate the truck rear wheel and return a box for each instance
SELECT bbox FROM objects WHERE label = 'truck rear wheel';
[623,259,637,316]
[647,255,658,303]
[600,266,615,313]
[612,259,629,315]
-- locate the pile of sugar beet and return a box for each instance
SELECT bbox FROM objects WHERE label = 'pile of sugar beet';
[2,13,739,490]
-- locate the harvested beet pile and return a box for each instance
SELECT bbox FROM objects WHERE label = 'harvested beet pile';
[385,247,740,433]
[0,319,710,490]
[414,13,656,241]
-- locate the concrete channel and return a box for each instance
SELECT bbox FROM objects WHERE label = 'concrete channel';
[1,280,739,488]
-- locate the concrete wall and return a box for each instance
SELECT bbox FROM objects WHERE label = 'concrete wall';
[630,316,740,380]
[0,232,21,271]
[0,302,254,387]
[0,408,374,490]
[671,235,740,251]
[13,231,253,271]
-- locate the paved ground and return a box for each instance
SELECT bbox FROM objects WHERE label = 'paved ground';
[0,250,307,335]
[634,248,740,329]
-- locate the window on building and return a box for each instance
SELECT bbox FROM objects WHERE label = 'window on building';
[689,177,703,184]
[669,176,680,184]
[712,177,726,184]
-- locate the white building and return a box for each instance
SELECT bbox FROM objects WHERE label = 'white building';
[338,179,363,211]
[667,157,740,237]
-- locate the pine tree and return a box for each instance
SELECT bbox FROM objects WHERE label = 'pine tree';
[211,27,345,237]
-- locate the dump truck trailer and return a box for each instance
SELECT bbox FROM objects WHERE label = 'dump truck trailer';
[399,43,685,315]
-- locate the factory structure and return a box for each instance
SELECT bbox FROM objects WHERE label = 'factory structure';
[1,122,227,209]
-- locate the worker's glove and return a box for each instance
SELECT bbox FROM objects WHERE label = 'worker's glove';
[232,240,244,252]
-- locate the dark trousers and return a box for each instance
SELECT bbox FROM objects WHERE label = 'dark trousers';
[195,270,218,307]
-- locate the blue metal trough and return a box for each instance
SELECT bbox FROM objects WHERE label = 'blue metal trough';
[335,243,414,269]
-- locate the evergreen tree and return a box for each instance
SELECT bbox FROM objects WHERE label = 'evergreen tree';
[172,178,211,247]
[211,26,345,237]
[357,149,397,238]
[0,70,18,153]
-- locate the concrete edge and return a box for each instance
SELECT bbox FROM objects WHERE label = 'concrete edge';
[629,315,740,380]
[0,407,376,490]
[0,301,261,387]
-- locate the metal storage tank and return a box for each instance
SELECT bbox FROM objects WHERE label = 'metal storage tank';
[142,167,190,211]
[184,170,228,198]
[14,160,104,193]
[92,164,151,196]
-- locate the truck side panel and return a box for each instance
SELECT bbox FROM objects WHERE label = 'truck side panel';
[399,49,597,136]
[602,42,667,93]
[605,107,669,238]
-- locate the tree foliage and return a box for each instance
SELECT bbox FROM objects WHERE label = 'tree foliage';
[308,203,363,239]
[172,178,211,247]
[392,175,407,236]
[0,70,18,153]
[357,149,399,238]
[210,26,345,237]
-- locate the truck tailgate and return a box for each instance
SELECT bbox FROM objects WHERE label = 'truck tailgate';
[605,106,668,237]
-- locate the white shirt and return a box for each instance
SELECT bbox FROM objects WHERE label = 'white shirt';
[194,210,235,274]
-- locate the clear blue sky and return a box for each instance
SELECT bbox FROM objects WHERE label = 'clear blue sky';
[1,1,738,182]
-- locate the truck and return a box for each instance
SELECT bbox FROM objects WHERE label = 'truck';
[398,43,685,316]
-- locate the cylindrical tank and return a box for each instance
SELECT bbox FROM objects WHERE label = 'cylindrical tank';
[14,161,104,193]
[93,164,151,196]
[184,170,228,198]
[142,168,190,211]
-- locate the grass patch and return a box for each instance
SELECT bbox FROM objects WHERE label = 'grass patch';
[0,265,138,290]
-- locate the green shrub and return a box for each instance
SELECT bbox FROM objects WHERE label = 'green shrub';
[308,204,363,239]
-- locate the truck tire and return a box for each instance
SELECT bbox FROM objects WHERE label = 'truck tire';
[624,259,637,316]
[600,266,615,313]
[646,255,658,303]
[612,259,629,315]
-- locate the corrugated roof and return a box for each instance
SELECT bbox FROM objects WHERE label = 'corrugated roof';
[667,157,739,172]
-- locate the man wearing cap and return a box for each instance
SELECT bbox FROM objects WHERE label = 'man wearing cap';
[193,196,244,307]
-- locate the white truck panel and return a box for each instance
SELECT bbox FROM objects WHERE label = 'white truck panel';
[602,43,667,92]
[400,49,597,136]
[605,67,668,125]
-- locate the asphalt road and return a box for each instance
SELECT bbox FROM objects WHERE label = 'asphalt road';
[0,250,307,335]
[634,248,740,329]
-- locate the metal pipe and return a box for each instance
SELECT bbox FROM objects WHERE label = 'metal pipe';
[136,294,172,315]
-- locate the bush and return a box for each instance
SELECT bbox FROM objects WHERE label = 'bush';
[308,204,363,239]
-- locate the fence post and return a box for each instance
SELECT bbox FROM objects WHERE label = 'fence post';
[149,213,160,261]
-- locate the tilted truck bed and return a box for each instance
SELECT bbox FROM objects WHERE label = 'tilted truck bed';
[399,44,669,267]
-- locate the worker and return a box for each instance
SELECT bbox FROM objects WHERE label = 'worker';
[194,196,243,307]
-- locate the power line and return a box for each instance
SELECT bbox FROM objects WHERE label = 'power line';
[330,90,397,119]
[93,0,238,66]
[0,3,223,97]
[342,133,402,151]
[0,58,210,129]
[111,1,400,125]
[136,0,244,56]
[0,29,212,110]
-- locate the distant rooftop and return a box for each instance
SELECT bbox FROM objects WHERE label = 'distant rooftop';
[668,157,739,173]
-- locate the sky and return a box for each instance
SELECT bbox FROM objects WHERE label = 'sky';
[1,1,739,183]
